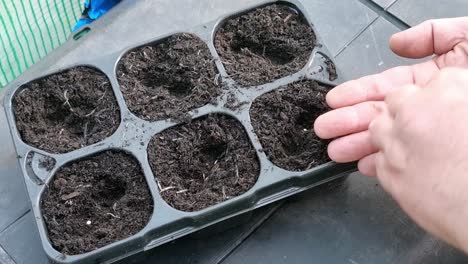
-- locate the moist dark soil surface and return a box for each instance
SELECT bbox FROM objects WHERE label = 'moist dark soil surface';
[215,4,316,87]
[250,80,331,171]
[13,67,120,154]
[117,33,221,121]
[148,114,259,212]
[41,151,153,255]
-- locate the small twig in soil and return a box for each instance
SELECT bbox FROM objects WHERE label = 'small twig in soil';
[234,165,239,184]
[160,186,176,193]
[62,90,75,112]
[283,14,293,23]
[176,189,188,194]
[112,202,118,212]
[306,160,316,170]
[222,186,227,199]
[58,128,64,140]
[157,181,163,190]
[214,73,220,86]
[61,191,81,201]
[84,108,97,117]
[76,184,93,188]
[208,163,220,179]
[83,122,89,140]
[106,213,121,219]
[221,60,233,65]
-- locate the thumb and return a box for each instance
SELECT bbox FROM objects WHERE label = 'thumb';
[390,17,468,58]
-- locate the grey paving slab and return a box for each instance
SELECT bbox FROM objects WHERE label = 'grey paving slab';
[370,0,397,9]
[0,91,30,233]
[0,245,15,264]
[336,17,418,80]
[0,212,48,264]
[389,0,468,26]
[223,173,468,264]
[120,203,281,264]
[302,0,377,56]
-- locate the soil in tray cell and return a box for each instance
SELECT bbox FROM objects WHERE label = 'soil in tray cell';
[214,3,316,87]
[41,150,153,255]
[117,33,221,122]
[148,114,259,212]
[250,80,331,171]
[12,67,120,154]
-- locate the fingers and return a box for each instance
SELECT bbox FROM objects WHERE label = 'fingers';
[326,60,439,109]
[385,84,421,116]
[369,106,393,151]
[358,153,377,177]
[326,64,422,108]
[390,17,468,58]
[327,130,377,163]
[314,101,385,139]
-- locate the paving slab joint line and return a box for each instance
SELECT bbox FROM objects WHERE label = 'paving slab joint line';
[335,15,379,57]
[0,244,16,264]
[357,0,410,30]
[217,202,285,264]
[335,0,411,58]
[0,210,30,235]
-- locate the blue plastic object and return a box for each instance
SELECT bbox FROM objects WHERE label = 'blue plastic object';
[73,0,121,31]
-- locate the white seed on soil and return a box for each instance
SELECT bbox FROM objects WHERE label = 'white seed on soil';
[86,220,91,225]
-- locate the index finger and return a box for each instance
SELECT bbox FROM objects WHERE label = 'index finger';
[326,60,439,109]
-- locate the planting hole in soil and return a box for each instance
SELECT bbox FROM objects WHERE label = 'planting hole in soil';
[41,150,153,255]
[214,3,316,86]
[250,80,331,171]
[117,33,221,121]
[12,67,120,154]
[148,114,259,212]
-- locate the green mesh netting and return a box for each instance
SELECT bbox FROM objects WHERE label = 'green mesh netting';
[0,0,82,89]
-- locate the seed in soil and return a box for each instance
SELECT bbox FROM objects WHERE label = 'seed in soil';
[41,150,153,255]
[214,3,316,87]
[250,80,331,171]
[117,33,221,121]
[12,67,120,154]
[147,114,259,212]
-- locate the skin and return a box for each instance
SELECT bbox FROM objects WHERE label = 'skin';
[313,17,468,252]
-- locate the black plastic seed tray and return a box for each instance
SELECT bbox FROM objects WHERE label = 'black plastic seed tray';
[2,0,356,263]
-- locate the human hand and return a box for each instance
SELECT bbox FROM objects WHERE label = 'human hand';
[368,68,468,253]
[313,17,468,175]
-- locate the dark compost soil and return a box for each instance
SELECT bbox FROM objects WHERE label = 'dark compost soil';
[214,4,316,87]
[12,67,120,154]
[250,80,331,171]
[117,33,221,121]
[147,114,259,212]
[324,57,338,81]
[41,151,153,255]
